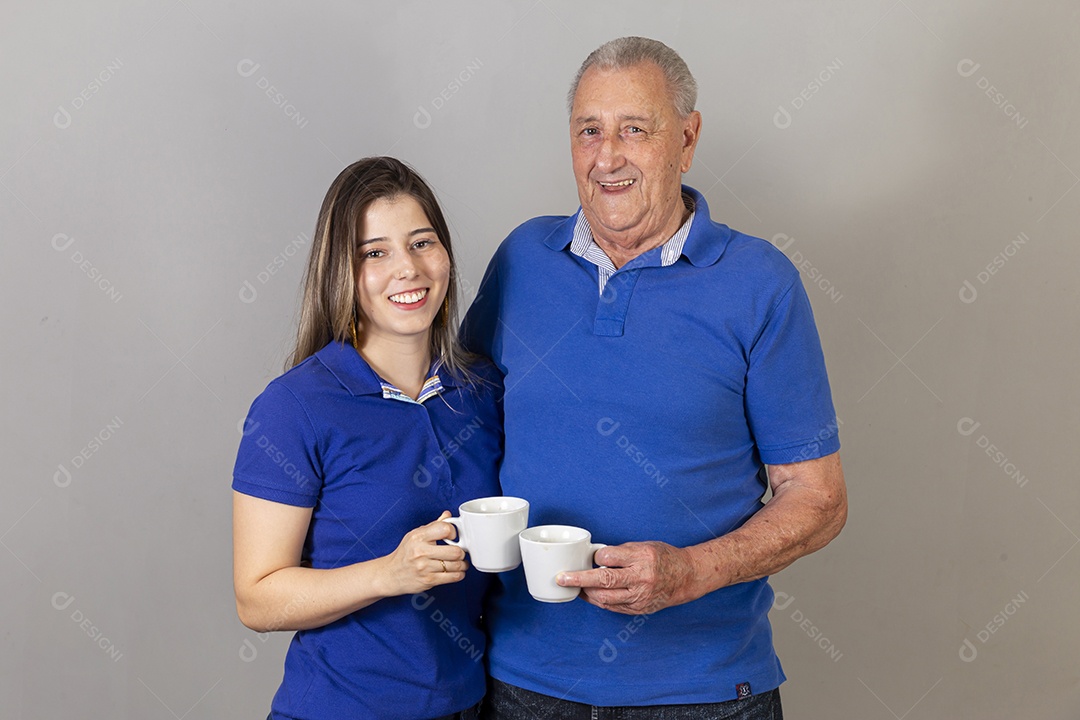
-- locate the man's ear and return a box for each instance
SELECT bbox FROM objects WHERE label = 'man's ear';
[681,111,702,172]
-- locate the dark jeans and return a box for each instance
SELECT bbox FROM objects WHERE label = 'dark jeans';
[482,678,782,720]
[434,702,481,720]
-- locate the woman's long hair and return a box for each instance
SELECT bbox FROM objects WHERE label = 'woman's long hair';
[288,157,479,383]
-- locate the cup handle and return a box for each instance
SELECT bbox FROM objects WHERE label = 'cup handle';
[441,516,466,550]
[590,543,607,568]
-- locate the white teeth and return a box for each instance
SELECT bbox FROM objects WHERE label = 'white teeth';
[389,289,427,304]
[600,179,634,187]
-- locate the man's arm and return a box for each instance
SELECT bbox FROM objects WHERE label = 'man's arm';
[558,451,846,615]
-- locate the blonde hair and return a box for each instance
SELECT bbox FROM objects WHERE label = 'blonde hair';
[288,157,479,384]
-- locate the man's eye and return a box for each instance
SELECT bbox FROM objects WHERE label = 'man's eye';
[582,128,599,136]
[626,126,643,134]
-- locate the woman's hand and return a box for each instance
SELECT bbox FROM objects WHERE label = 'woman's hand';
[378,511,469,597]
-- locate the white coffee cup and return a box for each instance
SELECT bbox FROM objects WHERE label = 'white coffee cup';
[519,525,607,603]
[442,496,529,572]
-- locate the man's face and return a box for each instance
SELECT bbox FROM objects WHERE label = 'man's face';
[570,62,700,245]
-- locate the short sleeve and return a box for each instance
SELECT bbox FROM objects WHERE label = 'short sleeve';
[232,381,322,506]
[745,278,840,465]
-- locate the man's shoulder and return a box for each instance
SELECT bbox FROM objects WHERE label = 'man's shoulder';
[715,226,800,286]
[496,214,574,257]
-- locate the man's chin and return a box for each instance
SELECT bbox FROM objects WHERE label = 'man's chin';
[583,206,644,235]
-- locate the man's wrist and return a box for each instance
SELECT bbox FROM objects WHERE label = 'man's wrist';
[684,539,736,599]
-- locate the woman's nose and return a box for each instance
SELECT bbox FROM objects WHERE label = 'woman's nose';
[394,255,419,279]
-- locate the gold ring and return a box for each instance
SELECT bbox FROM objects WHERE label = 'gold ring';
[440,560,448,573]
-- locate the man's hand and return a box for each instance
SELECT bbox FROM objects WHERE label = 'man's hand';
[557,454,846,616]
[556,541,707,615]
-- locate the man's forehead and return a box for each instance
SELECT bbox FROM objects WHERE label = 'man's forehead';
[571,111,657,126]
[572,63,673,113]
[577,62,663,90]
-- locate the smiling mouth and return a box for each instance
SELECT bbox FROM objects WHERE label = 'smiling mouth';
[388,288,428,305]
[598,179,635,188]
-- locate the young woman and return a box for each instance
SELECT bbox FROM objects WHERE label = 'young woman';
[232,157,502,720]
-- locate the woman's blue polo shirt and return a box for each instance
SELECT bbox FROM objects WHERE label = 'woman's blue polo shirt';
[232,341,503,720]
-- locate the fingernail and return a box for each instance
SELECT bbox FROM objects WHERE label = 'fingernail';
[555,573,566,585]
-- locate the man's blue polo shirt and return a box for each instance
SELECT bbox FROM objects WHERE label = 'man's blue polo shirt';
[462,186,839,706]
[233,341,503,719]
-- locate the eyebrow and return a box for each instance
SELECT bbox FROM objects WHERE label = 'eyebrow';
[358,227,437,246]
[573,114,653,126]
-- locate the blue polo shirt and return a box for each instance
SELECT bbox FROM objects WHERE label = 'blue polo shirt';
[462,186,839,706]
[233,341,503,720]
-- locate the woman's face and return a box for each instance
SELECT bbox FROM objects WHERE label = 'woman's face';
[354,194,450,352]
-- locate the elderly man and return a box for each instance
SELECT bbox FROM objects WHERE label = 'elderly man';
[463,36,846,718]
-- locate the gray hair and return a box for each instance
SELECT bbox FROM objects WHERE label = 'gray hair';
[566,36,698,117]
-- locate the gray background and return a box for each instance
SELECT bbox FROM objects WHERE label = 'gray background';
[3,1,1077,718]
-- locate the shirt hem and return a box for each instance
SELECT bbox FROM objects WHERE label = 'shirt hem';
[758,434,840,465]
[489,657,785,706]
[232,477,317,507]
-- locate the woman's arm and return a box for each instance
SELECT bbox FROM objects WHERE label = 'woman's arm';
[232,491,467,632]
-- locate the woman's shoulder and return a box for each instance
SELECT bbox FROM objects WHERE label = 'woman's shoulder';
[249,350,342,413]
[462,356,503,391]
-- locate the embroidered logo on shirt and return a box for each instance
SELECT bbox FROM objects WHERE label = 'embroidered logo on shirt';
[736,682,752,699]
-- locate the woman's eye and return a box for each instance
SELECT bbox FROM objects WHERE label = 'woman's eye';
[364,249,384,258]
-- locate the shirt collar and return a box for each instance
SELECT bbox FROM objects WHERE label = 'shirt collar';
[677,186,729,267]
[313,341,458,403]
[570,202,695,271]
[379,373,444,405]
[546,185,730,268]
[542,216,576,251]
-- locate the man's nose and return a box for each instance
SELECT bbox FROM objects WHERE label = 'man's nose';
[595,134,625,173]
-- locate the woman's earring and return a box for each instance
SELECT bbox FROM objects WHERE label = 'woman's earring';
[350,315,359,350]
[441,296,450,326]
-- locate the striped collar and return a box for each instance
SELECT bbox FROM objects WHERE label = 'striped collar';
[314,341,452,404]
[569,193,696,294]
[379,368,445,405]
